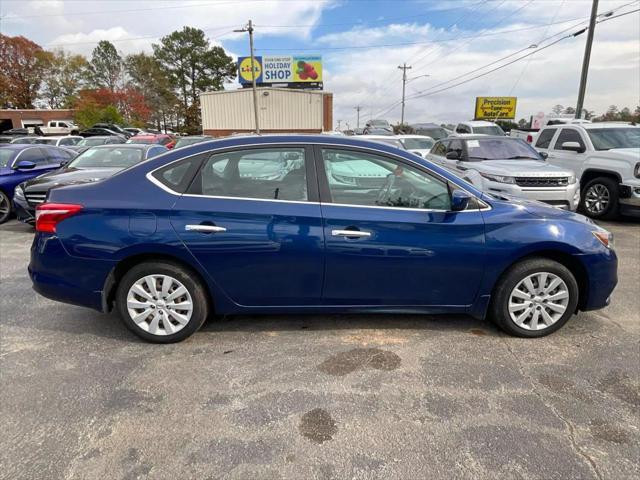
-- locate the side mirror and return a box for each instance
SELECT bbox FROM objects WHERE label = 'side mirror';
[445,151,460,160]
[539,152,548,160]
[60,159,70,167]
[561,141,584,153]
[450,189,471,212]
[15,160,36,170]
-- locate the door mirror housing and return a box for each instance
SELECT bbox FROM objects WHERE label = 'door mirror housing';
[14,160,36,170]
[59,158,70,167]
[450,189,471,212]
[539,151,548,160]
[445,151,461,160]
[561,141,584,153]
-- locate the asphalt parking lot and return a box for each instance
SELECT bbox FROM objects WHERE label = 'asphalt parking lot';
[1,217,638,480]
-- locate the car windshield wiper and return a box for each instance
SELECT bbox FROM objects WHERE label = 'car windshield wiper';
[504,156,538,160]
[468,156,494,160]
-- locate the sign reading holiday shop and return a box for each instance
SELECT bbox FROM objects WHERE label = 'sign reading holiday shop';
[238,55,323,89]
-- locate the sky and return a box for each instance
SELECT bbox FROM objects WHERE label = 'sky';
[2,0,639,128]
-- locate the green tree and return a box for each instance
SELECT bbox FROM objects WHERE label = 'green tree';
[551,104,564,116]
[125,53,178,130]
[87,40,123,92]
[153,27,235,132]
[41,50,89,108]
[563,106,576,115]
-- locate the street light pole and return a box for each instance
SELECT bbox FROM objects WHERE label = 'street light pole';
[355,105,362,128]
[398,63,412,125]
[235,20,260,133]
[575,0,599,119]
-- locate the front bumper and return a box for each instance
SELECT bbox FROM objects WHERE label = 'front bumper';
[619,180,640,215]
[577,249,618,311]
[13,195,35,224]
[484,181,580,211]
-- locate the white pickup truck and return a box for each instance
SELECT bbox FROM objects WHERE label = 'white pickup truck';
[510,117,591,145]
[37,120,80,136]
[533,123,640,219]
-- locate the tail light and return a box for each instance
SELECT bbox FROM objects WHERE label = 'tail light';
[526,134,533,143]
[36,203,83,233]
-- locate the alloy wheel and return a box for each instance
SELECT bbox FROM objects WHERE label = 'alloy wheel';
[126,274,193,336]
[584,184,610,215]
[508,272,570,331]
[0,192,10,222]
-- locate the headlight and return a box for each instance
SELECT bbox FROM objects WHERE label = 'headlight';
[593,230,614,249]
[14,186,25,199]
[634,162,639,179]
[480,172,516,184]
[568,174,576,184]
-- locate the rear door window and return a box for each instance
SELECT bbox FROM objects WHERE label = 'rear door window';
[535,128,556,149]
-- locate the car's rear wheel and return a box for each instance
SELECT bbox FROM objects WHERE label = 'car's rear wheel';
[490,258,579,338]
[116,262,209,343]
[580,176,619,219]
[0,191,12,224]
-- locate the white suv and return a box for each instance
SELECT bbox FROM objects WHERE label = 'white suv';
[453,121,505,136]
[534,123,640,219]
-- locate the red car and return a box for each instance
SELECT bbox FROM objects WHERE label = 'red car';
[127,134,176,149]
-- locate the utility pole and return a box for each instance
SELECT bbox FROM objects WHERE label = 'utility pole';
[337,119,341,131]
[398,63,412,125]
[235,20,260,133]
[575,0,599,119]
[354,105,362,128]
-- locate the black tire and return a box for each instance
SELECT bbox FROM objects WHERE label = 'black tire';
[115,261,209,343]
[580,176,619,220]
[0,190,12,224]
[489,258,579,338]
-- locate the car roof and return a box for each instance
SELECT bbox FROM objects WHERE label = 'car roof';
[41,135,83,140]
[395,134,434,139]
[545,122,638,130]
[461,120,499,126]
[88,144,159,151]
[363,134,399,139]
[410,123,442,128]
[0,143,62,151]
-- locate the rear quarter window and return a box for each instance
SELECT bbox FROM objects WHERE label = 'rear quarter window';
[151,156,202,193]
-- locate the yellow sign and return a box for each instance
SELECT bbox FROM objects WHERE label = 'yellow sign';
[474,97,517,120]
[239,57,261,83]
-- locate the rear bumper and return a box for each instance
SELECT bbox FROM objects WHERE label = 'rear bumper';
[29,234,115,312]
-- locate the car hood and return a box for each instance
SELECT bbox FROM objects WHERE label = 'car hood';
[23,167,121,191]
[474,159,572,177]
[482,192,591,223]
[604,148,640,161]
[0,166,15,177]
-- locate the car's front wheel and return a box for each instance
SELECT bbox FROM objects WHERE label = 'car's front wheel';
[0,190,12,224]
[580,177,619,219]
[115,262,209,343]
[490,258,579,337]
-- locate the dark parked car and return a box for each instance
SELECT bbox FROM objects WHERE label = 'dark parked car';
[91,123,132,138]
[174,135,212,149]
[363,127,394,135]
[0,144,76,223]
[79,127,127,139]
[29,135,616,343]
[410,123,451,140]
[15,144,167,224]
[127,134,176,149]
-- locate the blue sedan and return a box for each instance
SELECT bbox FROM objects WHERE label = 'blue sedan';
[0,144,76,223]
[29,135,617,342]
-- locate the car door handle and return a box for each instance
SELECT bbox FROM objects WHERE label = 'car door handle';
[185,224,227,233]
[331,229,371,238]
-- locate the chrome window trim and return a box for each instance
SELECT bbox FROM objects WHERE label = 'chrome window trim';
[145,140,491,212]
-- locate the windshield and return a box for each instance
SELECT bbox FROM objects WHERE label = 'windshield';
[0,149,16,168]
[415,127,448,140]
[67,147,143,169]
[368,138,404,149]
[369,120,389,127]
[587,128,640,150]
[400,138,434,150]
[466,138,540,161]
[473,126,505,136]
[77,137,107,146]
[128,137,156,144]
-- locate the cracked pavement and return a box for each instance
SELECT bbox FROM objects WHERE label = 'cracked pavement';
[1,218,639,479]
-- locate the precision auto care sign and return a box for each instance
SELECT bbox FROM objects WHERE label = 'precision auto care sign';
[238,55,323,88]
[474,97,517,120]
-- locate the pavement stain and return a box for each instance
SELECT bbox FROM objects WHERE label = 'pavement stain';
[299,408,337,444]
[596,370,640,407]
[589,419,632,444]
[470,329,488,336]
[317,348,401,376]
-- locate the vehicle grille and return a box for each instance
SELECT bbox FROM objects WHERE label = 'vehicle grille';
[25,192,47,207]
[515,177,569,187]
